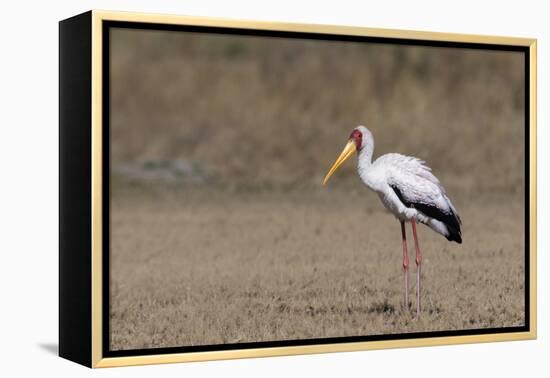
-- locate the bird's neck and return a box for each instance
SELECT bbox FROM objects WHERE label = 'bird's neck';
[357,148,375,189]
[358,147,373,167]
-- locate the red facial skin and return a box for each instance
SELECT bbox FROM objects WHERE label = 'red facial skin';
[349,129,363,150]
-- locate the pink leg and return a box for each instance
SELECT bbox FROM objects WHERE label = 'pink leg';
[400,221,409,309]
[411,219,422,316]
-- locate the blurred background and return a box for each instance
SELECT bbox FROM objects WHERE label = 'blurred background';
[109,27,526,350]
[110,28,525,195]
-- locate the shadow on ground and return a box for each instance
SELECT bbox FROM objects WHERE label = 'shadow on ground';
[38,343,58,355]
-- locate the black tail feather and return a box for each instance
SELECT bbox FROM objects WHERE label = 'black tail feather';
[445,224,462,244]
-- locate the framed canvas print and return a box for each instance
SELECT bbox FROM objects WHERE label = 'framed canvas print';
[59,10,537,368]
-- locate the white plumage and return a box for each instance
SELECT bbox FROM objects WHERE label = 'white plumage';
[323,125,462,315]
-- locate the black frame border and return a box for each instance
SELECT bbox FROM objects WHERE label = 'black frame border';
[59,11,93,367]
[101,20,531,359]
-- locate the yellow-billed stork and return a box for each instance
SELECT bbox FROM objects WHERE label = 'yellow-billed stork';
[323,125,462,316]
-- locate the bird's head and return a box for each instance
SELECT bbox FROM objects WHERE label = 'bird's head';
[323,125,373,185]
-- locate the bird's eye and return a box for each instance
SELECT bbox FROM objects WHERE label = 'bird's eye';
[349,129,363,150]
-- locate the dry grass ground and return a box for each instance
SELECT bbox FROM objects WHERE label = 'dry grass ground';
[109,186,524,350]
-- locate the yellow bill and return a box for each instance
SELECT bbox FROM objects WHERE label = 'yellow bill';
[322,139,357,185]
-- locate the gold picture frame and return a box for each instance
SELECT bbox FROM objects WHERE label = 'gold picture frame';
[59,10,537,368]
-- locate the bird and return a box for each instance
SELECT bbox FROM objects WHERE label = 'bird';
[322,125,462,316]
